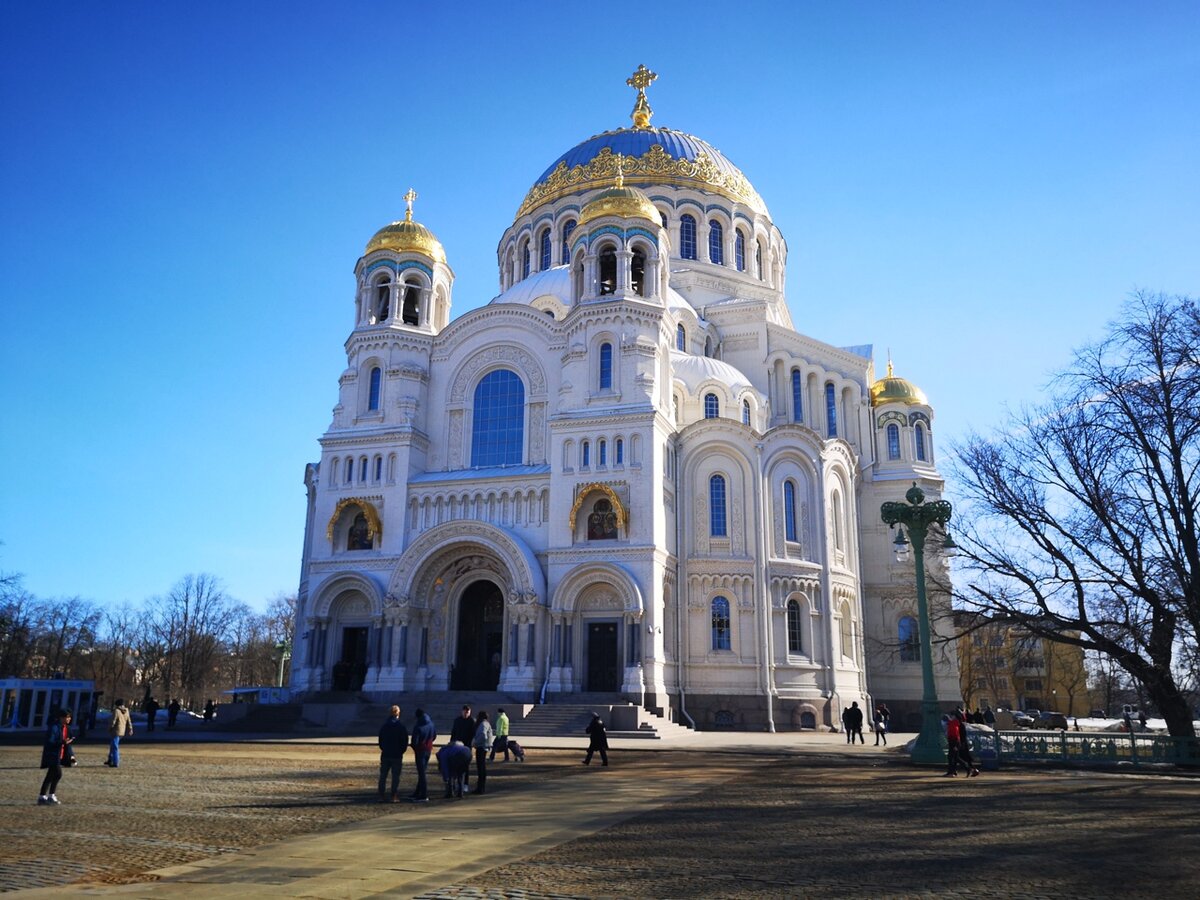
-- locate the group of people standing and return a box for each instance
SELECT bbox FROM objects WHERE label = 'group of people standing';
[841,702,891,746]
[377,703,525,804]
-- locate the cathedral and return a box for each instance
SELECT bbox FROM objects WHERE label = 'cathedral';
[291,68,960,731]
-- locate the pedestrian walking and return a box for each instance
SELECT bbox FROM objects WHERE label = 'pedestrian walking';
[409,708,436,802]
[873,706,888,746]
[450,705,476,792]
[167,698,181,728]
[38,709,74,805]
[377,704,408,803]
[144,696,159,732]
[842,701,865,744]
[583,712,608,766]
[490,707,510,762]
[944,709,979,777]
[472,711,494,795]
[983,705,996,728]
[105,698,133,768]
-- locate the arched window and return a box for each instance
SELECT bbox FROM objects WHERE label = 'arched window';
[755,241,764,280]
[734,229,746,271]
[840,604,855,661]
[679,214,697,260]
[676,323,686,351]
[915,423,927,461]
[539,228,551,271]
[631,247,646,296]
[704,336,713,357]
[373,278,391,323]
[742,400,751,425]
[791,369,803,423]
[711,596,731,650]
[401,281,420,325]
[615,438,624,464]
[704,393,719,419]
[899,615,920,662]
[470,369,525,467]
[374,456,382,482]
[709,474,727,536]
[582,440,590,468]
[708,219,724,265]
[784,480,797,542]
[598,245,616,295]
[787,599,802,653]
[521,241,531,279]
[832,489,844,551]
[368,366,382,411]
[587,498,617,540]
[344,458,353,484]
[599,342,613,390]
[560,219,576,264]
[825,382,838,438]
[598,439,607,466]
[359,457,368,482]
[887,424,901,460]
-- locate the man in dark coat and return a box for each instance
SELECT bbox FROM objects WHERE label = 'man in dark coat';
[449,705,476,791]
[409,709,436,802]
[377,705,408,802]
[583,713,608,766]
[842,701,865,744]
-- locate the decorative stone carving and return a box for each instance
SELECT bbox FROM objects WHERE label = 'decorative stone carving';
[449,345,546,403]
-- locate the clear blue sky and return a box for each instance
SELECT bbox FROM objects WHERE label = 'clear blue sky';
[2,2,1197,612]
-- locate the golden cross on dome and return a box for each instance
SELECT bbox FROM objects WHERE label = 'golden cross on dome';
[403,187,418,222]
[626,64,657,130]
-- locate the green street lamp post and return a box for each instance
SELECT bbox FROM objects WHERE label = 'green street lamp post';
[274,639,292,689]
[881,483,956,765]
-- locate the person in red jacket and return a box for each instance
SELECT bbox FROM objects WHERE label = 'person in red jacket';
[944,709,980,777]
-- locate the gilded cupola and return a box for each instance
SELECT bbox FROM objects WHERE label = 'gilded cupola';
[365,188,447,263]
[577,159,661,227]
[869,360,928,407]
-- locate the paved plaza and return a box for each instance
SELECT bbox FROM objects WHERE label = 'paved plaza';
[0,732,1197,898]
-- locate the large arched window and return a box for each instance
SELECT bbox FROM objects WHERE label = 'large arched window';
[368,366,382,411]
[400,281,420,325]
[887,423,901,460]
[840,604,855,661]
[787,599,802,653]
[825,382,838,438]
[560,219,576,264]
[791,369,803,423]
[915,423,928,461]
[711,596,731,650]
[582,440,590,468]
[470,369,525,467]
[784,480,797,542]
[704,393,719,419]
[539,228,551,271]
[521,241,531,279]
[708,219,724,265]
[742,400,751,426]
[615,438,624,464]
[598,439,607,466]
[680,214,697,260]
[676,323,686,351]
[599,342,613,390]
[598,245,617,295]
[734,229,746,271]
[709,474,727,536]
[899,615,920,662]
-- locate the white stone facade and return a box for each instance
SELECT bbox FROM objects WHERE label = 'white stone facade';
[292,103,960,731]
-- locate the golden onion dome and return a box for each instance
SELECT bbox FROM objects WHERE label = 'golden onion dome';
[577,182,661,228]
[364,188,446,263]
[870,360,928,407]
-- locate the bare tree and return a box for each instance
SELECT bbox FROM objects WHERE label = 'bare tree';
[952,292,1199,737]
[147,574,237,703]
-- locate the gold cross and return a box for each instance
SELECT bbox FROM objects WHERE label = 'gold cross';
[403,187,418,222]
[626,64,657,129]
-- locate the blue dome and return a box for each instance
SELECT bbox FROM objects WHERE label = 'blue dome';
[517,127,767,219]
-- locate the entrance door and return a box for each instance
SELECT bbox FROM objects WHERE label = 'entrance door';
[586,622,619,692]
[335,627,368,690]
[453,580,504,690]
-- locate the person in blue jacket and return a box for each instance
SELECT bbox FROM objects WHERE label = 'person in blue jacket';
[409,709,437,802]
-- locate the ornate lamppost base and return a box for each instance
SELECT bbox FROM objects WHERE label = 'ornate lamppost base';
[910,700,947,765]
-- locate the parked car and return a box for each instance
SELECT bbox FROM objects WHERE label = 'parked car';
[1090,709,1107,718]
[1038,711,1069,730]
[1011,710,1035,727]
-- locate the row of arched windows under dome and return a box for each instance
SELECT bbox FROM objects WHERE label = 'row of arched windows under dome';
[361,271,433,327]
[884,421,932,463]
[501,203,783,293]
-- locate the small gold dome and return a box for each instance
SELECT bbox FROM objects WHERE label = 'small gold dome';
[364,188,446,262]
[577,184,661,228]
[870,360,928,407]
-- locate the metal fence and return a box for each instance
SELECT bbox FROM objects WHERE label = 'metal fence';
[968,729,1200,769]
